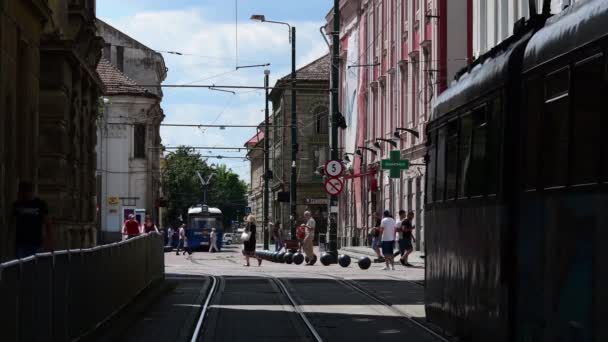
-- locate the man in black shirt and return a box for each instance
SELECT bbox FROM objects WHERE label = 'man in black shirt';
[12,182,51,259]
[399,211,415,266]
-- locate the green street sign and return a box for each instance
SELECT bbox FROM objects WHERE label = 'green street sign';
[381,150,409,178]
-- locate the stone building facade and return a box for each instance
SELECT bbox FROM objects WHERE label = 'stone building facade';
[96,58,163,243]
[95,21,166,241]
[268,55,331,242]
[0,0,104,260]
[244,130,267,242]
[326,0,470,248]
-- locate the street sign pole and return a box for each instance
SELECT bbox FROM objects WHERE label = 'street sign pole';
[328,0,340,260]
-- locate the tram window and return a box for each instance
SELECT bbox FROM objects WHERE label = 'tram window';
[572,54,603,185]
[446,120,459,200]
[487,97,502,195]
[524,77,542,190]
[542,70,570,188]
[436,126,447,201]
[469,107,487,196]
[459,114,473,198]
[545,67,569,99]
[426,131,437,203]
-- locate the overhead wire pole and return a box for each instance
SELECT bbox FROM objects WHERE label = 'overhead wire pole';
[263,69,270,250]
[290,26,297,239]
[328,0,340,259]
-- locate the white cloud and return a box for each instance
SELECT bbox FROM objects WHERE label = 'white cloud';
[102,7,328,182]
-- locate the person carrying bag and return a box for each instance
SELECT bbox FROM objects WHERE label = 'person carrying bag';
[242,215,261,267]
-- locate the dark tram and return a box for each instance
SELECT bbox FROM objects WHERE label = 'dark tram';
[424,1,607,341]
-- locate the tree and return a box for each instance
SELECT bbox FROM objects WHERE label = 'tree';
[161,146,248,229]
[207,164,248,227]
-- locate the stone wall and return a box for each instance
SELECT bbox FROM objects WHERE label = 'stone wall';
[0,0,103,260]
[0,0,50,260]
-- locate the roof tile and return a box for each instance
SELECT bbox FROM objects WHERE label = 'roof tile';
[96,58,157,97]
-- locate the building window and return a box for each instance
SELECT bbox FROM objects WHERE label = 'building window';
[315,106,329,134]
[116,46,124,72]
[402,0,408,28]
[412,59,419,127]
[401,68,408,131]
[312,145,328,177]
[381,85,387,139]
[134,124,146,158]
[103,44,111,60]
[407,178,413,211]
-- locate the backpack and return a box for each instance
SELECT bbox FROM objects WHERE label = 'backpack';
[296,224,306,240]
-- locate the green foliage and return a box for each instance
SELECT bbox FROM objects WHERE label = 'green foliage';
[161,146,248,228]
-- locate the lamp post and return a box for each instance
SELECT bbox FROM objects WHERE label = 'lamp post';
[251,14,298,239]
[263,69,270,250]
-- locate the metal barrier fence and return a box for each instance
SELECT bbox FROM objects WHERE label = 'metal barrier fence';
[0,233,165,341]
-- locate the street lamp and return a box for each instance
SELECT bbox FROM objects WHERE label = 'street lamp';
[252,14,298,239]
[393,127,420,139]
[343,152,356,163]
[374,138,398,149]
[356,146,377,156]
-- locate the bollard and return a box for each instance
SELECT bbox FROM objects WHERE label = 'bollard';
[292,252,304,265]
[338,254,351,267]
[284,252,294,264]
[357,256,371,270]
[305,255,317,265]
[320,253,333,266]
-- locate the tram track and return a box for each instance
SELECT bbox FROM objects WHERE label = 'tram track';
[324,274,451,342]
[190,275,219,342]
[191,275,322,342]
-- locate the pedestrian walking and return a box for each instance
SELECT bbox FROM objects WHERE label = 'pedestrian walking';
[272,220,283,252]
[371,213,384,262]
[12,182,52,258]
[380,210,397,270]
[122,214,141,239]
[394,210,406,259]
[142,214,159,234]
[176,224,188,255]
[242,215,262,266]
[166,226,174,247]
[209,227,219,253]
[399,211,415,266]
[302,211,317,266]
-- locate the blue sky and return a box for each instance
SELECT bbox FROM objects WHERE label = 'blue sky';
[97,0,332,182]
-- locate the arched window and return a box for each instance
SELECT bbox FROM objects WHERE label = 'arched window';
[314,106,329,134]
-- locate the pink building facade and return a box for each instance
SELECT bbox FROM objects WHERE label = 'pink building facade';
[327,0,472,249]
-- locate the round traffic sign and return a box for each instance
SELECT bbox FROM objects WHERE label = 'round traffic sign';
[324,177,344,196]
[325,160,344,177]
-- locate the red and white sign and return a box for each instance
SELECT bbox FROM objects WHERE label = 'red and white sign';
[324,160,344,177]
[324,177,344,196]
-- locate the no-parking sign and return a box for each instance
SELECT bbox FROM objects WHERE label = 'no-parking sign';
[324,177,344,196]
